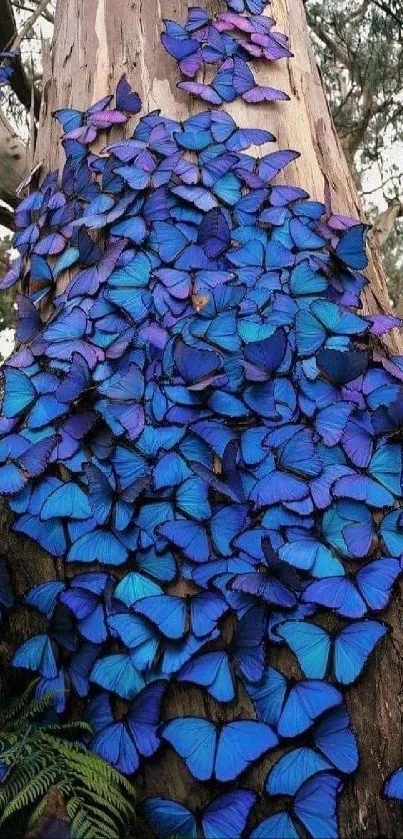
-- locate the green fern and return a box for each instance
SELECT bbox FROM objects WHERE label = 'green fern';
[0,682,135,838]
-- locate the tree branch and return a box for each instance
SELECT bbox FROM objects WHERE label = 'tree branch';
[0,203,14,230]
[370,0,403,28]
[373,202,403,246]
[12,1,54,24]
[306,12,351,68]
[10,0,51,50]
[0,0,41,117]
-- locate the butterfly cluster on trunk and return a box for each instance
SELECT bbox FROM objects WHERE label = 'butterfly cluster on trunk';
[0,1,403,837]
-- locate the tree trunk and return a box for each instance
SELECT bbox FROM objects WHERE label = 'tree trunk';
[4,0,401,836]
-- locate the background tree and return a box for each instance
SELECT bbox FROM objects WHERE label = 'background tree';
[306,0,403,307]
[0,2,403,838]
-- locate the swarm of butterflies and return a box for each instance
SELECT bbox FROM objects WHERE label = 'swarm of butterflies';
[1,0,403,836]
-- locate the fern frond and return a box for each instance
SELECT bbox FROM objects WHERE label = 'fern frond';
[0,683,37,724]
[0,682,135,838]
[0,765,59,825]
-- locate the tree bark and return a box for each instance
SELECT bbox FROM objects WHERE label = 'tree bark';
[3,0,398,836]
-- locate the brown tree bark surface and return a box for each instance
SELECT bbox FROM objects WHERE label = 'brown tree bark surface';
[3,1,399,836]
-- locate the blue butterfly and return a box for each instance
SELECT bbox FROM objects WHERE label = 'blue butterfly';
[87,682,165,774]
[177,651,235,702]
[90,652,145,699]
[231,604,266,682]
[276,619,388,684]
[301,558,402,618]
[245,666,342,737]
[162,717,278,781]
[313,706,359,774]
[335,224,369,270]
[25,581,65,618]
[60,572,114,643]
[40,481,92,521]
[384,767,403,800]
[1,368,36,418]
[139,790,256,839]
[133,592,228,639]
[158,519,209,563]
[266,747,332,796]
[253,773,342,839]
[85,463,137,531]
[250,813,299,839]
[67,529,128,566]
[12,634,58,679]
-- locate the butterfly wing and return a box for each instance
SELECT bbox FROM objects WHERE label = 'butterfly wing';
[250,814,299,839]
[177,652,235,702]
[90,653,145,699]
[333,620,388,685]
[356,557,401,611]
[202,790,256,839]
[215,721,278,782]
[266,747,331,796]
[293,773,342,839]
[314,707,359,774]
[335,224,368,270]
[384,768,403,801]
[162,717,216,781]
[138,798,197,839]
[276,621,331,679]
[134,595,187,640]
[127,682,166,757]
[278,681,342,738]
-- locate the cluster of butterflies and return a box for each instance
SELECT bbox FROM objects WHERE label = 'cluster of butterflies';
[162,5,292,105]
[1,0,403,836]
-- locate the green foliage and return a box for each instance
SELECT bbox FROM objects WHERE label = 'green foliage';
[0,683,135,839]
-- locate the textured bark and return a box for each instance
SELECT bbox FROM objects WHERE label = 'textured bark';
[2,0,397,836]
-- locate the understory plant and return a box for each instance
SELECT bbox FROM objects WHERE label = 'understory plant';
[0,682,134,838]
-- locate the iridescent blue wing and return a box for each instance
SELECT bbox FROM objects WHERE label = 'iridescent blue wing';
[1,368,36,418]
[90,653,145,699]
[162,717,216,781]
[134,595,187,640]
[232,605,266,682]
[333,620,388,685]
[127,681,166,757]
[12,634,58,679]
[40,482,91,521]
[335,224,368,270]
[314,706,359,774]
[159,520,209,563]
[244,666,287,727]
[384,768,403,800]
[215,721,278,781]
[293,773,342,839]
[177,651,235,702]
[277,680,342,738]
[202,790,256,839]
[266,747,331,796]
[250,814,299,839]
[25,581,64,618]
[356,557,402,611]
[138,798,197,839]
[68,530,128,566]
[276,620,331,679]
